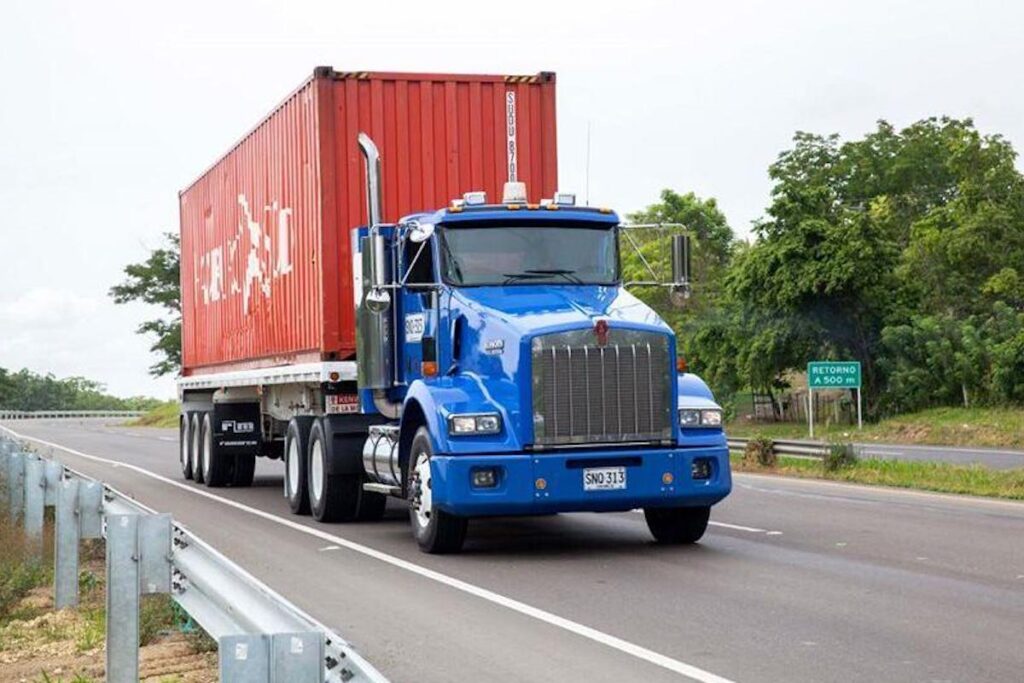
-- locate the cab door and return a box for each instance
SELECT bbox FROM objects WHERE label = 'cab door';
[397,233,440,386]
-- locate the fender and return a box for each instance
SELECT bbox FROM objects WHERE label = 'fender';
[403,375,524,456]
[677,372,715,401]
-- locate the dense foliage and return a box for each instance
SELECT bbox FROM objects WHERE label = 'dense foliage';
[0,367,162,411]
[110,232,181,377]
[625,117,1024,416]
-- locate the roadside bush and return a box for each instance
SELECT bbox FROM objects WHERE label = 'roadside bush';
[824,442,858,472]
[743,437,777,468]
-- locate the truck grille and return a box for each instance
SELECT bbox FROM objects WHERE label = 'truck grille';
[531,328,672,446]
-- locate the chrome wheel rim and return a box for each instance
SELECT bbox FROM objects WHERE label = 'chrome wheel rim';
[310,439,324,504]
[287,438,300,499]
[411,450,432,529]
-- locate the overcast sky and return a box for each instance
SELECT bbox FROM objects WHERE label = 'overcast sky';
[1,0,1022,399]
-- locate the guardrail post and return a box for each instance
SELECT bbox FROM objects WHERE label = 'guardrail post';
[139,514,173,595]
[23,455,45,545]
[55,478,80,609]
[78,481,103,539]
[106,513,141,683]
[44,460,62,505]
[221,634,270,682]
[8,451,25,522]
[272,632,324,681]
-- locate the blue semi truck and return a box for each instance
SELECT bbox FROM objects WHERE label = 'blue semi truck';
[178,131,731,554]
[350,135,730,552]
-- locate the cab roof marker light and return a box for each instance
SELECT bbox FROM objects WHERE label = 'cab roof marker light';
[502,181,528,204]
[463,191,487,205]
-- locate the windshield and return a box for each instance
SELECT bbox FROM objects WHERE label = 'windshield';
[440,224,618,286]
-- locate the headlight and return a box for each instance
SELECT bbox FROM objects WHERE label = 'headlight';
[678,408,723,428]
[679,409,701,427]
[448,413,502,435]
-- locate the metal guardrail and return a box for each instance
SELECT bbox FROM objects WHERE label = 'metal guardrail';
[0,410,146,420]
[728,437,830,458]
[0,433,387,683]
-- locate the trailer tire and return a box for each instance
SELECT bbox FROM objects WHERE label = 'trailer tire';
[407,427,466,554]
[190,412,205,484]
[179,414,194,480]
[643,505,710,544]
[232,454,256,487]
[284,416,314,515]
[201,412,232,487]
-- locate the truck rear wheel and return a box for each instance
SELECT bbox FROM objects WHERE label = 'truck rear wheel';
[201,412,233,487]
[179,413,193,480]
[190,412,205,484]
[307,421,386,523]
[644,505,711,544]
[407,427,466,554]
[284,417,314,515]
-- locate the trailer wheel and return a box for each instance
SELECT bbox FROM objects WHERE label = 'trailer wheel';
[407,427,466,554]
[284,416,314,515]
[232,454,256,487]
[190,412,205,484]
[201,412,233,487]
[179,413,193,480]
[643,505,710,544]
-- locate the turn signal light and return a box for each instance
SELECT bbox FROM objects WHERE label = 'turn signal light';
[421,361,438,377]
[677,357,688,373]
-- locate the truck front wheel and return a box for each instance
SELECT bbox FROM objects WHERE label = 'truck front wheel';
[407,427,466,554]
[644,505,711,544]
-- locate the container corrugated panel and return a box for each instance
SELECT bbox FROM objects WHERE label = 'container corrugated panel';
[180,68,558,376]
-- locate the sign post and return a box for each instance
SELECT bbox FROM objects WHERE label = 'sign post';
[807,361,862,438]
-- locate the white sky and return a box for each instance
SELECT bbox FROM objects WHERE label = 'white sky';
[2,0,1022,399]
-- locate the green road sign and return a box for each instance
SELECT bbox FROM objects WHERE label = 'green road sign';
[807,361,861,389]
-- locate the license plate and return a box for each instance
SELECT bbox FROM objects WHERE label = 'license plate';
[583,467,627,491]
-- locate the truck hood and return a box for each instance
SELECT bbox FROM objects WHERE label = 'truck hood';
[451,285,671,337]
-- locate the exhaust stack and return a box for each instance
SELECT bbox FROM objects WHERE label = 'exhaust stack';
[356,133,400,417]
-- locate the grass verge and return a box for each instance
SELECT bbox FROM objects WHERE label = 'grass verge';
[731,452,1024,500]
[727,405,1024,449]
[127,401,179,429]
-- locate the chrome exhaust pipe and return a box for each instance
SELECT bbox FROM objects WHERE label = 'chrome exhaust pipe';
[358,133,390,313]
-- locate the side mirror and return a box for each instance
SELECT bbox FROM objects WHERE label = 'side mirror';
[407,220,435,243]
[670,234,692,308]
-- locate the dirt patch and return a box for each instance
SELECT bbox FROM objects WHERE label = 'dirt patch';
[0,554,217,683]
[0,631,217,682]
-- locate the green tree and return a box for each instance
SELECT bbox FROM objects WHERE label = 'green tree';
[725,117,1024,413]
[110,233,181,377]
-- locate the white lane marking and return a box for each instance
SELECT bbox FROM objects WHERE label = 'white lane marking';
[158,436,178,442]
[319,545,341,552]
[2,427,737,683]
[709,521,778,535]
[862,450,902,457]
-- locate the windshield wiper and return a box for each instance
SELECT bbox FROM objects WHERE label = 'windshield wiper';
[525,269,584,284]
[502,272,548,285]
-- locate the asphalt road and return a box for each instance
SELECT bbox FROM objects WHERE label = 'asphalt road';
[853,441,1024,470]
[4,419,1024,683]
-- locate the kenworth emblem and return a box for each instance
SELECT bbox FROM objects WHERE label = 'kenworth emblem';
[594,319,610,347]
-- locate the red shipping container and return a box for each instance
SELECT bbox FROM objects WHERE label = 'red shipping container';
[179,68,558,376]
